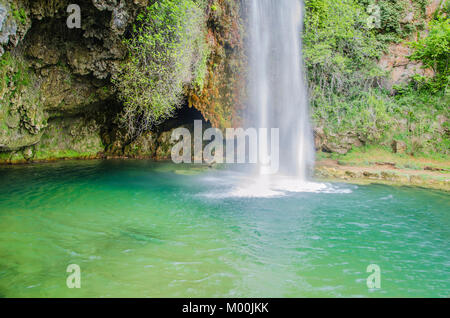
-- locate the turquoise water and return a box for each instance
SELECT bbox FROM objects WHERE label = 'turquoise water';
[0,160,448,297]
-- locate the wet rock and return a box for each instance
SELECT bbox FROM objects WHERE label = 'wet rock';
[124,132,156,158]
[0,0,130,156]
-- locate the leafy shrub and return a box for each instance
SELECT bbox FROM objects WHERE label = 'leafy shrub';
[304,0,384,99]
[409,16,450,91]
[114,0,209,136]
[304,0,449,156]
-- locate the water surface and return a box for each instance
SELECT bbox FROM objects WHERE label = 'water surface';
[0,160,448,297]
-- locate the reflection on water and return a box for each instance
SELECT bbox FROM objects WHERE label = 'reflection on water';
[0,160,449,297]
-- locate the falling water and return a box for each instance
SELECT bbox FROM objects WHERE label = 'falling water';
[248,0,314,180]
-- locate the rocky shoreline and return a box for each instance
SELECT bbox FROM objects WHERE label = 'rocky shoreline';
[315,159,449,191]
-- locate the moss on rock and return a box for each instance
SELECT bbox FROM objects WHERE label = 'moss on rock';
[123,131,157,158]
[33,117,104,161]
[186,0,246,129]
[0,51,46,151]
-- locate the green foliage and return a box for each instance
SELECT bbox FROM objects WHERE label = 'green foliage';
[304,0,449,156]
[311,86,448,155]
[0,52,30,93]
[392,87,449,155]
[0,53,32,132]
[303,0,429,99]
[304,0,385,100]
[409,16,450,91]
[114,0,209,136]
[323,144,450,170]
[358,0,428,45]
[10,2,27,25]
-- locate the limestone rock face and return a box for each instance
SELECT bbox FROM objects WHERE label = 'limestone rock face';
[0,0,248,163]
[30,0,68,20]
[377,0,441,87]
[186,0,246,129]
[0,129,43,152]
[0,0,142,160]
[314,127,364,155]
[33,116,104,160]
[124,131,157,158]
[0,50,46,151]
[378,42,434,87]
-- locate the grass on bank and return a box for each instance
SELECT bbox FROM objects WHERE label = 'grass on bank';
[317,145,450,172]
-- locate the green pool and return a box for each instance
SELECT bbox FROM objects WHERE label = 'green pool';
[0,160,448,297]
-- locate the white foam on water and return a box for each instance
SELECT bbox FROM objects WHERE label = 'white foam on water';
[223,183,286,198]
[270,176,353,194]
[198,173,352,199]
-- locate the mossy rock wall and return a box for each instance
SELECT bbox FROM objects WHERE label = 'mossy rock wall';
[0,0,247,163]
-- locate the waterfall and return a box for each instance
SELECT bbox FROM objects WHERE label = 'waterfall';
[247,0,314,180]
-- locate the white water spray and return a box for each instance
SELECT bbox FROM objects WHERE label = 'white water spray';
[248,0,314,180]
[198,0,343,198]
